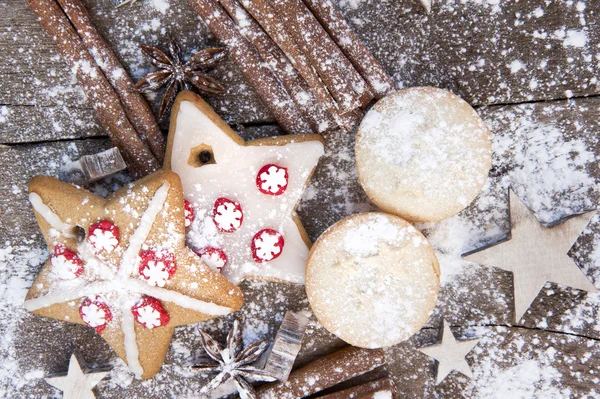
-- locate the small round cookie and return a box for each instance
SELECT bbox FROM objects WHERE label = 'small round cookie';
[355,87,492,223]
[306,212,440,348]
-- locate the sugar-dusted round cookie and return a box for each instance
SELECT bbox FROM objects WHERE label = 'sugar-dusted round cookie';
[355,87,492,223]
[306,212,440,348]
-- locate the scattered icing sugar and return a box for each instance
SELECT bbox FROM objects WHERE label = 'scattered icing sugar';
[342,214,400,257]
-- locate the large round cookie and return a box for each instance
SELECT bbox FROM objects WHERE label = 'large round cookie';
[306,212,440,348]
[355,87,492,223]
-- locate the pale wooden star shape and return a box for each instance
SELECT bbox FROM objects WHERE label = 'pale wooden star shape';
[44,353,109,399]
[165,91,324,284]
[418,320,480,384]
[26,170,243,378]
[463,189,597,322]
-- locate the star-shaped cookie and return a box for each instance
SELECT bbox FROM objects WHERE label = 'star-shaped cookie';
[464,189,597,322]
[165,91,325,284]
[25,170,244,379]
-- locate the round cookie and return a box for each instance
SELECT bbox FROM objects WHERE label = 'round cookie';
[355,87,492,223]
[306,212,440,348]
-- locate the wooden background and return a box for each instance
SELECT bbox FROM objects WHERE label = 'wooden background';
[1,0,600,397]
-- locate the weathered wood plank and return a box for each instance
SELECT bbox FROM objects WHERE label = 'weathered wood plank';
[340,0,600,105]
[2,0,599,142]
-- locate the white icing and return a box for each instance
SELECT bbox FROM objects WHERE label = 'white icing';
[259,165,288,194]
[140,260,170,287]
[121,304,144,377]
[118,182,170,278]
[135,305,162,329]
[50,254,81,280]
[89,229,118,253]
[213,201,243,232]
[253,230,283,261]
[170,101,324,284]
[29,193,77,238]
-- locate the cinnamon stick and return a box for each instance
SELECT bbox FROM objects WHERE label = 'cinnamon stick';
[303,0,394,99]
[257,347,386,399]
[55,0,166,162]
[269,0,373,111]
[218,0,334,133]
[26,0,160,178]
[317,377,399,399]
[237,0,340,119]
[188,0,312,135]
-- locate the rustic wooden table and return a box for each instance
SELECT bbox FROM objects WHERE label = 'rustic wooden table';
[1,0,600,397]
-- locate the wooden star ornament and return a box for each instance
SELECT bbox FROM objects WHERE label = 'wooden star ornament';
[44,353,110,399]
[165,91,325,285]
[463,189,597,322]
[25,170,244,379]
[418,320,480,384]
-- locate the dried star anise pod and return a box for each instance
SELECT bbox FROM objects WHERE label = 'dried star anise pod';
[194,320,277,399]
[135,39,226,121]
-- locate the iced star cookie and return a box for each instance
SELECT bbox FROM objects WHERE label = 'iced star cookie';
[306,212,440,348]
[164,91,325,284]
[355,87,492,222]
[25,170,244,379]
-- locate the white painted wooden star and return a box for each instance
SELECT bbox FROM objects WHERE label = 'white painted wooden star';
[44,354,110,399]
[165,91,324,285]
[419,0,432,13]
[418,320,479,384]
[464,189,597,322]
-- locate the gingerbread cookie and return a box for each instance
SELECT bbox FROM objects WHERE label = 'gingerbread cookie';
[164,91,325,284]
[306,212,440,348]
[355,87,492,222]
[25,170,244,379]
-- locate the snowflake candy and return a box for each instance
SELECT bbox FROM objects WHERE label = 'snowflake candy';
[256,164,289,196]
[138,250,177,287]
[184,199,195,227]
[50,245,84,280]
[251,229,285,263]
[196,247,228,272]
[131,296,170,329]
[165,91,325,284]
[213,197,244,232]
[79,296,112,334]
[88,220,120,253]
[25,170,244,379]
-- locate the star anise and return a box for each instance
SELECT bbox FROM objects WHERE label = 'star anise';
[194,320,277,399]
[135,40,226,121]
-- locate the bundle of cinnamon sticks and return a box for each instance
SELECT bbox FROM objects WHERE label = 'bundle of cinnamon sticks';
[27,0,165,178]
[189,0,394,134]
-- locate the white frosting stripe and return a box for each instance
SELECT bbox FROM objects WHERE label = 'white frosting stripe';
[119,182,170,277]
[121,303,144,378]
[24,281,109,311]
[29,193,77,239]
[130,279,234,316]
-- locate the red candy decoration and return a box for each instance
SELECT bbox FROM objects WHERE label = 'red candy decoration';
[50,245,84,279]
[184,199,195,227]
[131,296,170,329]
[212,197,244,233]
[79,296,112,334]
[256,164,289,196]
[196,247,228,272]
[138,250,177,287]
[88,220,120,253]
[251,229,285,263]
